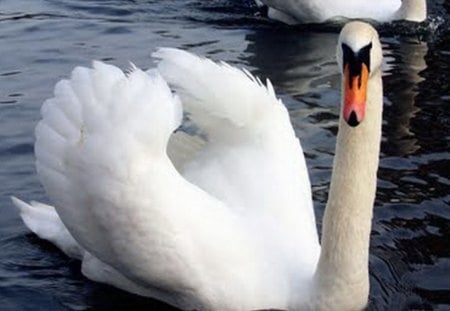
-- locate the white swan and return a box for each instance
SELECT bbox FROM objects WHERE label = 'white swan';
[12,21,383,310]
[257,0,427,24]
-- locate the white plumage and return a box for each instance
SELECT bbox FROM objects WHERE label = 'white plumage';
[13,22,384,311]
[258,0,427,24]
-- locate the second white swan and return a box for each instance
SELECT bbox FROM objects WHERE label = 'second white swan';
[256,0,427,24]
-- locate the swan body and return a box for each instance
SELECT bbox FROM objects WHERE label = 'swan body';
[12,21,384,310]
[258,0,427,24]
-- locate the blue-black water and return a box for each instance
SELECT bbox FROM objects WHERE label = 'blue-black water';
[1,1,449,310]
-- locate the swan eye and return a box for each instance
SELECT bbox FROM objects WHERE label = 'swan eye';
[342,42,372,82]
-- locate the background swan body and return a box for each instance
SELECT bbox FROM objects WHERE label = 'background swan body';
[12,21,384,310]
[257,0,427,24]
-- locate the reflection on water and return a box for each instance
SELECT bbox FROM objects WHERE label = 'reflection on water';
[245,29,339,96]
[372,33,450,310]
[0,0,449,310]
[379,38,429,202]
[383,38,428,156]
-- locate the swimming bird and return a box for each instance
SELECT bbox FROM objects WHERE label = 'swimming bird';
[12,21,383,310]
[257,0,427,24]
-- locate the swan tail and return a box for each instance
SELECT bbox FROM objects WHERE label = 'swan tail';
[153,48,285,142]
[12,196,156,298]
[11,197,84,259]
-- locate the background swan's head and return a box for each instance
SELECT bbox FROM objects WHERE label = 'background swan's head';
[336,21,382,127]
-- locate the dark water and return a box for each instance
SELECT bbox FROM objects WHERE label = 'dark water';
[1,0,449,310]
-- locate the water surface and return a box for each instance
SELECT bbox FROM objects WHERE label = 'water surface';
[1,0,449,310]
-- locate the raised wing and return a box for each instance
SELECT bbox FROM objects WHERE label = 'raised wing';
[35,62,181,258]
[33,61,271,309]
[34,62,203,298]
[154,48,281,143]
[154,49,318,246]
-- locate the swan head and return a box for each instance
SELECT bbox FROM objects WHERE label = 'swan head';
[336,21,382,127]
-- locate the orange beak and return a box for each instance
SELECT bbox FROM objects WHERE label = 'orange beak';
[343,63,369,127]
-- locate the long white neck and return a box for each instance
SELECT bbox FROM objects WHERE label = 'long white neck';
[395,0,427,22]
[310,69,383,310]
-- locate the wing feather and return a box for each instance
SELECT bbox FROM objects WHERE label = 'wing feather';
[153,48,284,142]
[154,48,319,253]
[35,62,184,264]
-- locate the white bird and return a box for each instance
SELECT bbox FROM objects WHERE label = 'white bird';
[12,21,384,310]
[257,0,427,24]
